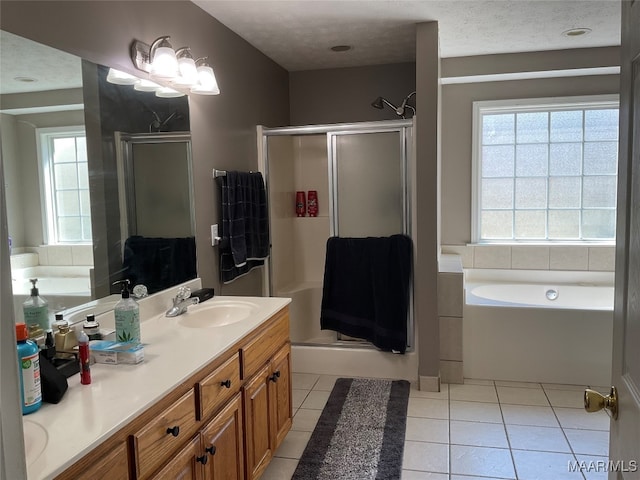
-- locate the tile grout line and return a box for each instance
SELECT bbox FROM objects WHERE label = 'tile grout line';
[494,380,520,480]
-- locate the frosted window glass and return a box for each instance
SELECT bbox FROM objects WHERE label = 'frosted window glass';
[549,210,580,238]
[516,144,548,176]
[550,111,583,142]
[516,112,548,143]
[482,146,515,177]
[584,142,618,175]
[78,162,89,189]
[515,210,546,239]
[336,132,403,237]
[58,217,82,242]
[515,177,547,208]
[481,210,513,238]
[482,114,514,144]
[56,191,80,215]
[585,109,619,141]
[54,164,79,189]
[549,177,581,208]
[582,210,616,239]
[80,190,91,216]
[583,176,617,208]
[482,178,513,209]
[77,137,87,162]
[549,143,582,175]
[53,137,76,163]
[82,217,92,240]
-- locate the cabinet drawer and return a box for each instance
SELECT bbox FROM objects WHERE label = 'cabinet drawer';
[132,389,198,480]
[241,310,289,379]
[198,352,241,421]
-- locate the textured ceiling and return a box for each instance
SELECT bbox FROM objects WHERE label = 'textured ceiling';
[192,0,621,71]
[0,30,82,95]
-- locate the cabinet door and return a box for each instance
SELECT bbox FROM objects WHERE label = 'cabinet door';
[150,436,203,480]
[73,442,129,480]
[242,363,272,480]
[269,343,292,450]
[200,393,244,480]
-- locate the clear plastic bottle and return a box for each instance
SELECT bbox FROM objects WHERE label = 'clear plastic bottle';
[113,280,140,344]
[23,278,49,339]
[16,323,42,414]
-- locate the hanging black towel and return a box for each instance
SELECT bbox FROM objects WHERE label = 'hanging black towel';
[122,236,197,294]
[320,234,412,353]
[219,171,270,283]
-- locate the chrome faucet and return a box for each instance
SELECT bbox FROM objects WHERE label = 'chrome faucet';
[165,286,199,317]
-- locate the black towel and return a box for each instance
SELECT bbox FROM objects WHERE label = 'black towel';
[122,236,197,294]
[219,171,270,283]
[320,235,412,353]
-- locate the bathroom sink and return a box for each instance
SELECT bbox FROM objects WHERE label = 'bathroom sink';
[178,300,260,328]
[23,419,48,466]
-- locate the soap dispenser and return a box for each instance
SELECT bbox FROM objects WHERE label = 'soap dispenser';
[23,278,49,340]
[113,280,140,344]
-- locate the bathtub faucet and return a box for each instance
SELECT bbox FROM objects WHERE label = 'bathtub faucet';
[165,286,199,317]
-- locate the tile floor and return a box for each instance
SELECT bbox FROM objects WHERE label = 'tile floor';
[262,375,611,480]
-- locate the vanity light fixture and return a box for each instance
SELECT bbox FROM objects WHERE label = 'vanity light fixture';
[134,78,162,92]
[131,37,220,96]
[156,86,185,98]
[106,68,139,85]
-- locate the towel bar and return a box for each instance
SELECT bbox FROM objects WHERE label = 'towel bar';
[213,169,226,178]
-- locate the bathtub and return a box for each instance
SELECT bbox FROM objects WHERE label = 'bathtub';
[463,269,614,386]
[277,281,419,382]
[12,265,92,322]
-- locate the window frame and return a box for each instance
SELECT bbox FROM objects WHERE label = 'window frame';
[471,94,620,245]
[36,125,91,245]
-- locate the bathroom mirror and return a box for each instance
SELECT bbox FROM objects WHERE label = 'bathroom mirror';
[1,30,196,318]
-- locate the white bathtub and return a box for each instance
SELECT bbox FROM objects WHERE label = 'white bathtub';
[278,282,419,381]
[12,265,92,323]
[463,270,614,386]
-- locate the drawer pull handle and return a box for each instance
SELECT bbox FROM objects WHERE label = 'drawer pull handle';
[220,379,232,389]
[166,426,180,437]
[206,445,217,456]
[269,371,281,383]
[196,454,208,465]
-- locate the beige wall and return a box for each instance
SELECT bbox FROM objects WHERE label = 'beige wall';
[290,62,416,125]
[440,51,620,246]
[0,0,290,296]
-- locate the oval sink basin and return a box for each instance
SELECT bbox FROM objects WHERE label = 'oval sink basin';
[23,419,48,466]
[178,301,259,328]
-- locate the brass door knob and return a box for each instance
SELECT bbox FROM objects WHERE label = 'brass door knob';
[584,386,618,420]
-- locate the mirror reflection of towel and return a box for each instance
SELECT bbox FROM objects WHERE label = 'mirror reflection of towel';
[219,171,269,283]
[320,235,412,353]
[122,236,196,294]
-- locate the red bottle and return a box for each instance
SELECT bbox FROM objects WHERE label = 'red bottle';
[296,191,306,217]
[307,190,318,217]
[78,330,91,385]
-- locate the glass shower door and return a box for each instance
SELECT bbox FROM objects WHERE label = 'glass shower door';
[330,131,407,237]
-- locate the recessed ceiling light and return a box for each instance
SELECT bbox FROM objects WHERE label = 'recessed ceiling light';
[330,45,352,52]
[562,28,592,37]
[14,76,37,83]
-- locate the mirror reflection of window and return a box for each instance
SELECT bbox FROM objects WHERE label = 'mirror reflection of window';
[37,126,92,244]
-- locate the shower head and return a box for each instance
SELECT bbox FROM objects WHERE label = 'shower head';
[370,92,416,118]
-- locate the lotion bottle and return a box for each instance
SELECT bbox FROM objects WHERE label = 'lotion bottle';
[23,278,49,339]
[113,280,140,344]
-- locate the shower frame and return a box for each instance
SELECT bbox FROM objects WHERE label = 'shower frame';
[257,119,415,351]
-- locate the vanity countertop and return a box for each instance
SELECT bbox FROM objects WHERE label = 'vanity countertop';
[24,294,291,480]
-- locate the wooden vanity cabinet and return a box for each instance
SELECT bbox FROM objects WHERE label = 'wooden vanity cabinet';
[54,306,290,480]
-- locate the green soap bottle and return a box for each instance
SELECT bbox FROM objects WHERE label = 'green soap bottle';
[23,278,49,339]
[113,280,140,344]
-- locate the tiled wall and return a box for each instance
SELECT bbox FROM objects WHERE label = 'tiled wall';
[441,245,615,272]
[438,255,464,384]
[25,245,94,266]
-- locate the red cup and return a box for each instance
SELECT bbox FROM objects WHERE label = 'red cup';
[307,190,318,217]
[296,191,306,217]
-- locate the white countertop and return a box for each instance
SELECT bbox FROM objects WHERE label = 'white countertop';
[24,292,291,480]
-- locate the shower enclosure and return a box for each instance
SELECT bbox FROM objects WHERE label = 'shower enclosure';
[258,120,415,362]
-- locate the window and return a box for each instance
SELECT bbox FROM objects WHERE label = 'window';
[472,95,619,243]
[37,127,92,244]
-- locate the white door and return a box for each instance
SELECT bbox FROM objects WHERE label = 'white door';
[607,1,640,478]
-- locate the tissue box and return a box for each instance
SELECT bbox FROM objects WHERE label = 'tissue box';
[90,340,145,365]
